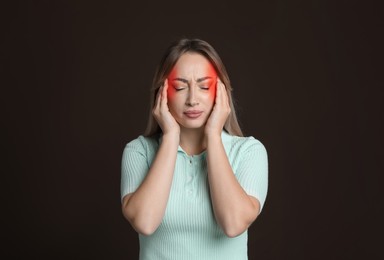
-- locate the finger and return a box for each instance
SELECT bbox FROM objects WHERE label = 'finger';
[163,79,168,101]
[216,77,221,103]
[218,78,227,104]
[160,79,169,110]
[221,81,229,105]
[154,85,162,110]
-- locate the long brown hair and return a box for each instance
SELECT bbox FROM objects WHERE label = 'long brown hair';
[144,38,243,137]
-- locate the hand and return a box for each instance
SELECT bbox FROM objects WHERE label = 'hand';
[152,79,180,137]
[205,78,231,137]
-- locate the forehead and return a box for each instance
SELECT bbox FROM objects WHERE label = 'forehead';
[170,52,216,77]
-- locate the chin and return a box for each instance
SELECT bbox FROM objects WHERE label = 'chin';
[180,123,205,130]
[179,118,207,130]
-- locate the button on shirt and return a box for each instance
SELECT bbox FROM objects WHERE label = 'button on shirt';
[121,130,268,260]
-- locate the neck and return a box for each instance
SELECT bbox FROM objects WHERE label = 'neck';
[179,127,207,156]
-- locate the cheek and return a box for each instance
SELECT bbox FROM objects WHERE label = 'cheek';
[166,89,180,113]
[209,85,216,102]
[167,86,176,100]
[203,88,215,109]
[207,67,217,102]
[166,69,178,100]
[207,79,217,105]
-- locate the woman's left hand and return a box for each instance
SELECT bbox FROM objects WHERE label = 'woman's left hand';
[205,78,231,137]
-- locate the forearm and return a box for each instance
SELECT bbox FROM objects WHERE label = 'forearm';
[206,135,259,237]
[122,134,179,235]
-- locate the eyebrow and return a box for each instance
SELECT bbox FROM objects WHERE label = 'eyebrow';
[173,76,212,84]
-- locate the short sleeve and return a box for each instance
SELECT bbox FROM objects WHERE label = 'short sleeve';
[235,138,268,212]
[120,137,150,203]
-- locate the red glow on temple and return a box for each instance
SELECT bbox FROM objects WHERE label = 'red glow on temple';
[166,58,218,102]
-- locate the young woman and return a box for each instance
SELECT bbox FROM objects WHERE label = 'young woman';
[121,38,268,260]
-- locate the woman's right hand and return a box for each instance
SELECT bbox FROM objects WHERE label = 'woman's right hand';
[152,79,180,137]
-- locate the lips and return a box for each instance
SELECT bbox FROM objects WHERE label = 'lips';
[184,110,203,119]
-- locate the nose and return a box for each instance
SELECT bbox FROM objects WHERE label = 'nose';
[186,86,199,106]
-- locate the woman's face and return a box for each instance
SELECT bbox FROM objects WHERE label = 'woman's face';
[167,52,217,131]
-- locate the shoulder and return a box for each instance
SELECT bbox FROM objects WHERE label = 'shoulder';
[222,131,267,155]
[123,134,160,156]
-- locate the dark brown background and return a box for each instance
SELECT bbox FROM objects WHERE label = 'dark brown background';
[3,0,383,259]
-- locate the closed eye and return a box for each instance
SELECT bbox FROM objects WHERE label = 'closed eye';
[174,86,186,91]
[198,80,213,90]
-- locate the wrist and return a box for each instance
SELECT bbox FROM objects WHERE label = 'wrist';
[162,131,180,143]
[205,128,222,138]
[205,132,222,145]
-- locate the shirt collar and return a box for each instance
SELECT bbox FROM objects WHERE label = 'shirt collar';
[158,129,232,154]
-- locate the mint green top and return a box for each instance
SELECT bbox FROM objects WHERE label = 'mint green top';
[121,130,268,260]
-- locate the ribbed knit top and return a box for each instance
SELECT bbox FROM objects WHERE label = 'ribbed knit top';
[121,130,268,260]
